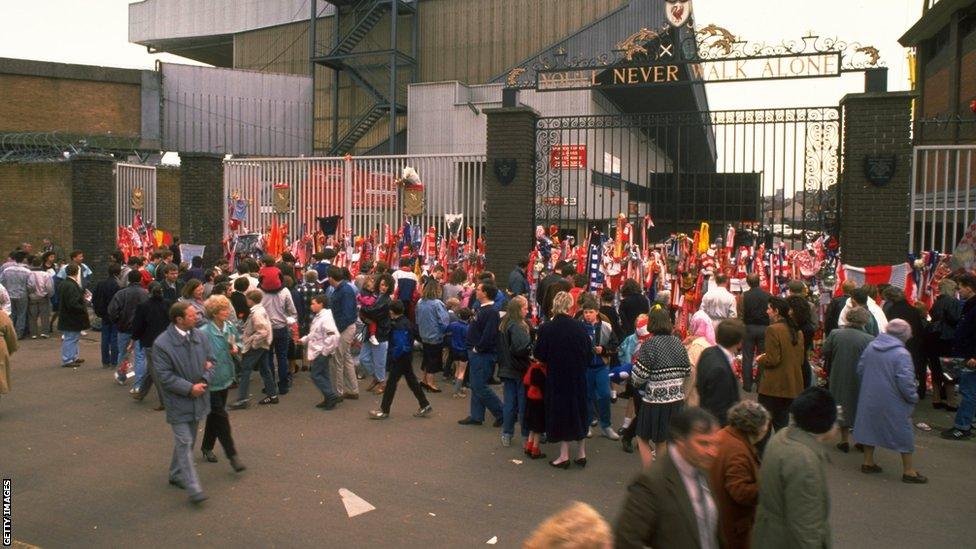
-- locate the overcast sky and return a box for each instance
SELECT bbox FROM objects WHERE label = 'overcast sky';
[0,0,920,107]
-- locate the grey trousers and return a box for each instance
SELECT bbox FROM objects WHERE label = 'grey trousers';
[138,352,167,408]
[10,297,27,337]
[27,297,51,337]
[742,324,767,392]
[332,325,359,395]
[169,421,202,495]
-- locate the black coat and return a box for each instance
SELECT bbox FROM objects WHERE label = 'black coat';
[91,278,120,319]
[534,314,592,443]
[696,346,741,425]
[884,300,925,363]
[131,297,171,349]
[619,294,650,336]
[361,293,392,342]
[57,278,90,332]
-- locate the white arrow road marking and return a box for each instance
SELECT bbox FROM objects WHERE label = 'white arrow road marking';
[338,488,376,518]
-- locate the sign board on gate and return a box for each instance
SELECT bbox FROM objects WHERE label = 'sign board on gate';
[550,145,587,169]
[541,196,578,206]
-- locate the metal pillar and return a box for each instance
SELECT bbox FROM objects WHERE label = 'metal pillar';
[389,0,399,154]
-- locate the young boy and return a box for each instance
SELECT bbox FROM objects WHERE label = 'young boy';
[257,255,283,293]
[302,295,342,410]
[368,300,432,419]
[579,296,620,441]
[445,308,473,398]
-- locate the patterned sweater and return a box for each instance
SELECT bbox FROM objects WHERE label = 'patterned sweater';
[632,334,691,404]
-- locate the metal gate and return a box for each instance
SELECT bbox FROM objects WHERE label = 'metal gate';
[115,162,157,229]
[534,107,841,248]
[909,145,976,254]
[223,154,485,241]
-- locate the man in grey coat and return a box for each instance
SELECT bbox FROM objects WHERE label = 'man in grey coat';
[153,301,215,504]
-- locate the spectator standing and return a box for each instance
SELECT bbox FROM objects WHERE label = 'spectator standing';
[752,387,837,549]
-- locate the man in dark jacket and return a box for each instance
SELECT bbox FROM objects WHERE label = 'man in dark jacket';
[153,302,215,504]
[57,264,90,367]
[507,260,530,297]
[536,260,567,316]
[458,283,504,426]
[92,264,121,368]
[824,280,856,336]
[132,282,172,409]
[327,266,359,399]
[697,319,745,425]
[161,265,182,303]
[109,271,149,387]
[943,274,976,440]
[615,408,721,549]
[741,274,770,392]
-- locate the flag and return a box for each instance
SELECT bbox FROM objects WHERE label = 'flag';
[587,229,606,291]
[834,263,914,298]
[317,216,342,237]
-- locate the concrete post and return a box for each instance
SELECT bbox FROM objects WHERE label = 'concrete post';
[839,91,917,265]
[70,153,116,281]
[179,153,225,267]
[484,106,539,288]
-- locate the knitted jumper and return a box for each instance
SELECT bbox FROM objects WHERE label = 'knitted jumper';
[632,334,691,404]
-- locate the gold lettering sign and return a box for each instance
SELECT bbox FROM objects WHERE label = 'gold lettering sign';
[536,52,842,92]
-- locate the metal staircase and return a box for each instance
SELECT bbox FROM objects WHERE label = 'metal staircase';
[314,0,417,155]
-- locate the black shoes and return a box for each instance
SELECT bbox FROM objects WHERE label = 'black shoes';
[458,417,483,426]
[940,427,973,440]
[622,437,634,454]
[258,396,279,405]
[574,457,587,468]
[549,459,570,469]
[316,397,341,410]
[202,449,218,463]
[836,442,850,453]
[492,418,503,428]
[902,473,928,484]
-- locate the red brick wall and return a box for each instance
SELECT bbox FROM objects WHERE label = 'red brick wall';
[923,66,951,116]
[0,74,141,136]
[0,162,73,255]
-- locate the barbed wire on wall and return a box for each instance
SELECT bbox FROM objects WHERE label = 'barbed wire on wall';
[0,132,145,163]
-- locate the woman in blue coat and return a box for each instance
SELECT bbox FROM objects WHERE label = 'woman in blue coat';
[853,319,927,483]
[533,291,592,469]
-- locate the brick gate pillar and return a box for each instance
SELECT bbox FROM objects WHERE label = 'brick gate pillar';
[839,91,916,266]
[179,153,224,267]
[484,106,539,289]
[70,153,116,281]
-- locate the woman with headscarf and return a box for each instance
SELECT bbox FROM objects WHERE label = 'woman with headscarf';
[534,291,592,469]
[710,400,771,549]
[854,319,927,483]
[682,309,715,407]
[822,306,874,452]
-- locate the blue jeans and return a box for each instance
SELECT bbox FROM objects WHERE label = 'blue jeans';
[118,332,147,389]
[469,352,503,422]
[502,377,527,437]
[61,331,80,364]
[359,339,389,383]
[100,320,119,366]
[268,327,290,392]
[311,354,340,401]
[585,365,612,429]
[953,370,976,430]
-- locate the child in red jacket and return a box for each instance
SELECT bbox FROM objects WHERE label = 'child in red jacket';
[523,361,547,459]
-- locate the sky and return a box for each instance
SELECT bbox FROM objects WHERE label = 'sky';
[0,0,921,101]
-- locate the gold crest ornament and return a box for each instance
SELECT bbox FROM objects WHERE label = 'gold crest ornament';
[617,28,662,61]
[273,183,290,213]
[131,187,144,210]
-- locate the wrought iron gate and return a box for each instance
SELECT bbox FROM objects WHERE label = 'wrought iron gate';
[534,107,841,248]
[115,162,156,229]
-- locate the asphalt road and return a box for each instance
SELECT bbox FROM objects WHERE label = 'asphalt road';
[0,335,971,548]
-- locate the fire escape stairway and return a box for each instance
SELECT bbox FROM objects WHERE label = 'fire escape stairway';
[329,0,391,57]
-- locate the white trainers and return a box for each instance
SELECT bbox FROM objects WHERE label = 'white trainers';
[602,426,621,440]
[586,427,593,438]
[368,335,379,345]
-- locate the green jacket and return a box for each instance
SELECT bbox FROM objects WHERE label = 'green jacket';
[751,426,831,549]
[202,320,241,392]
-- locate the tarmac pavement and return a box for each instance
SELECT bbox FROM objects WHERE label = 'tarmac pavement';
[0,335,971,548]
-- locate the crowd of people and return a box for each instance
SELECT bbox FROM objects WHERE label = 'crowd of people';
[2,238,974,547]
